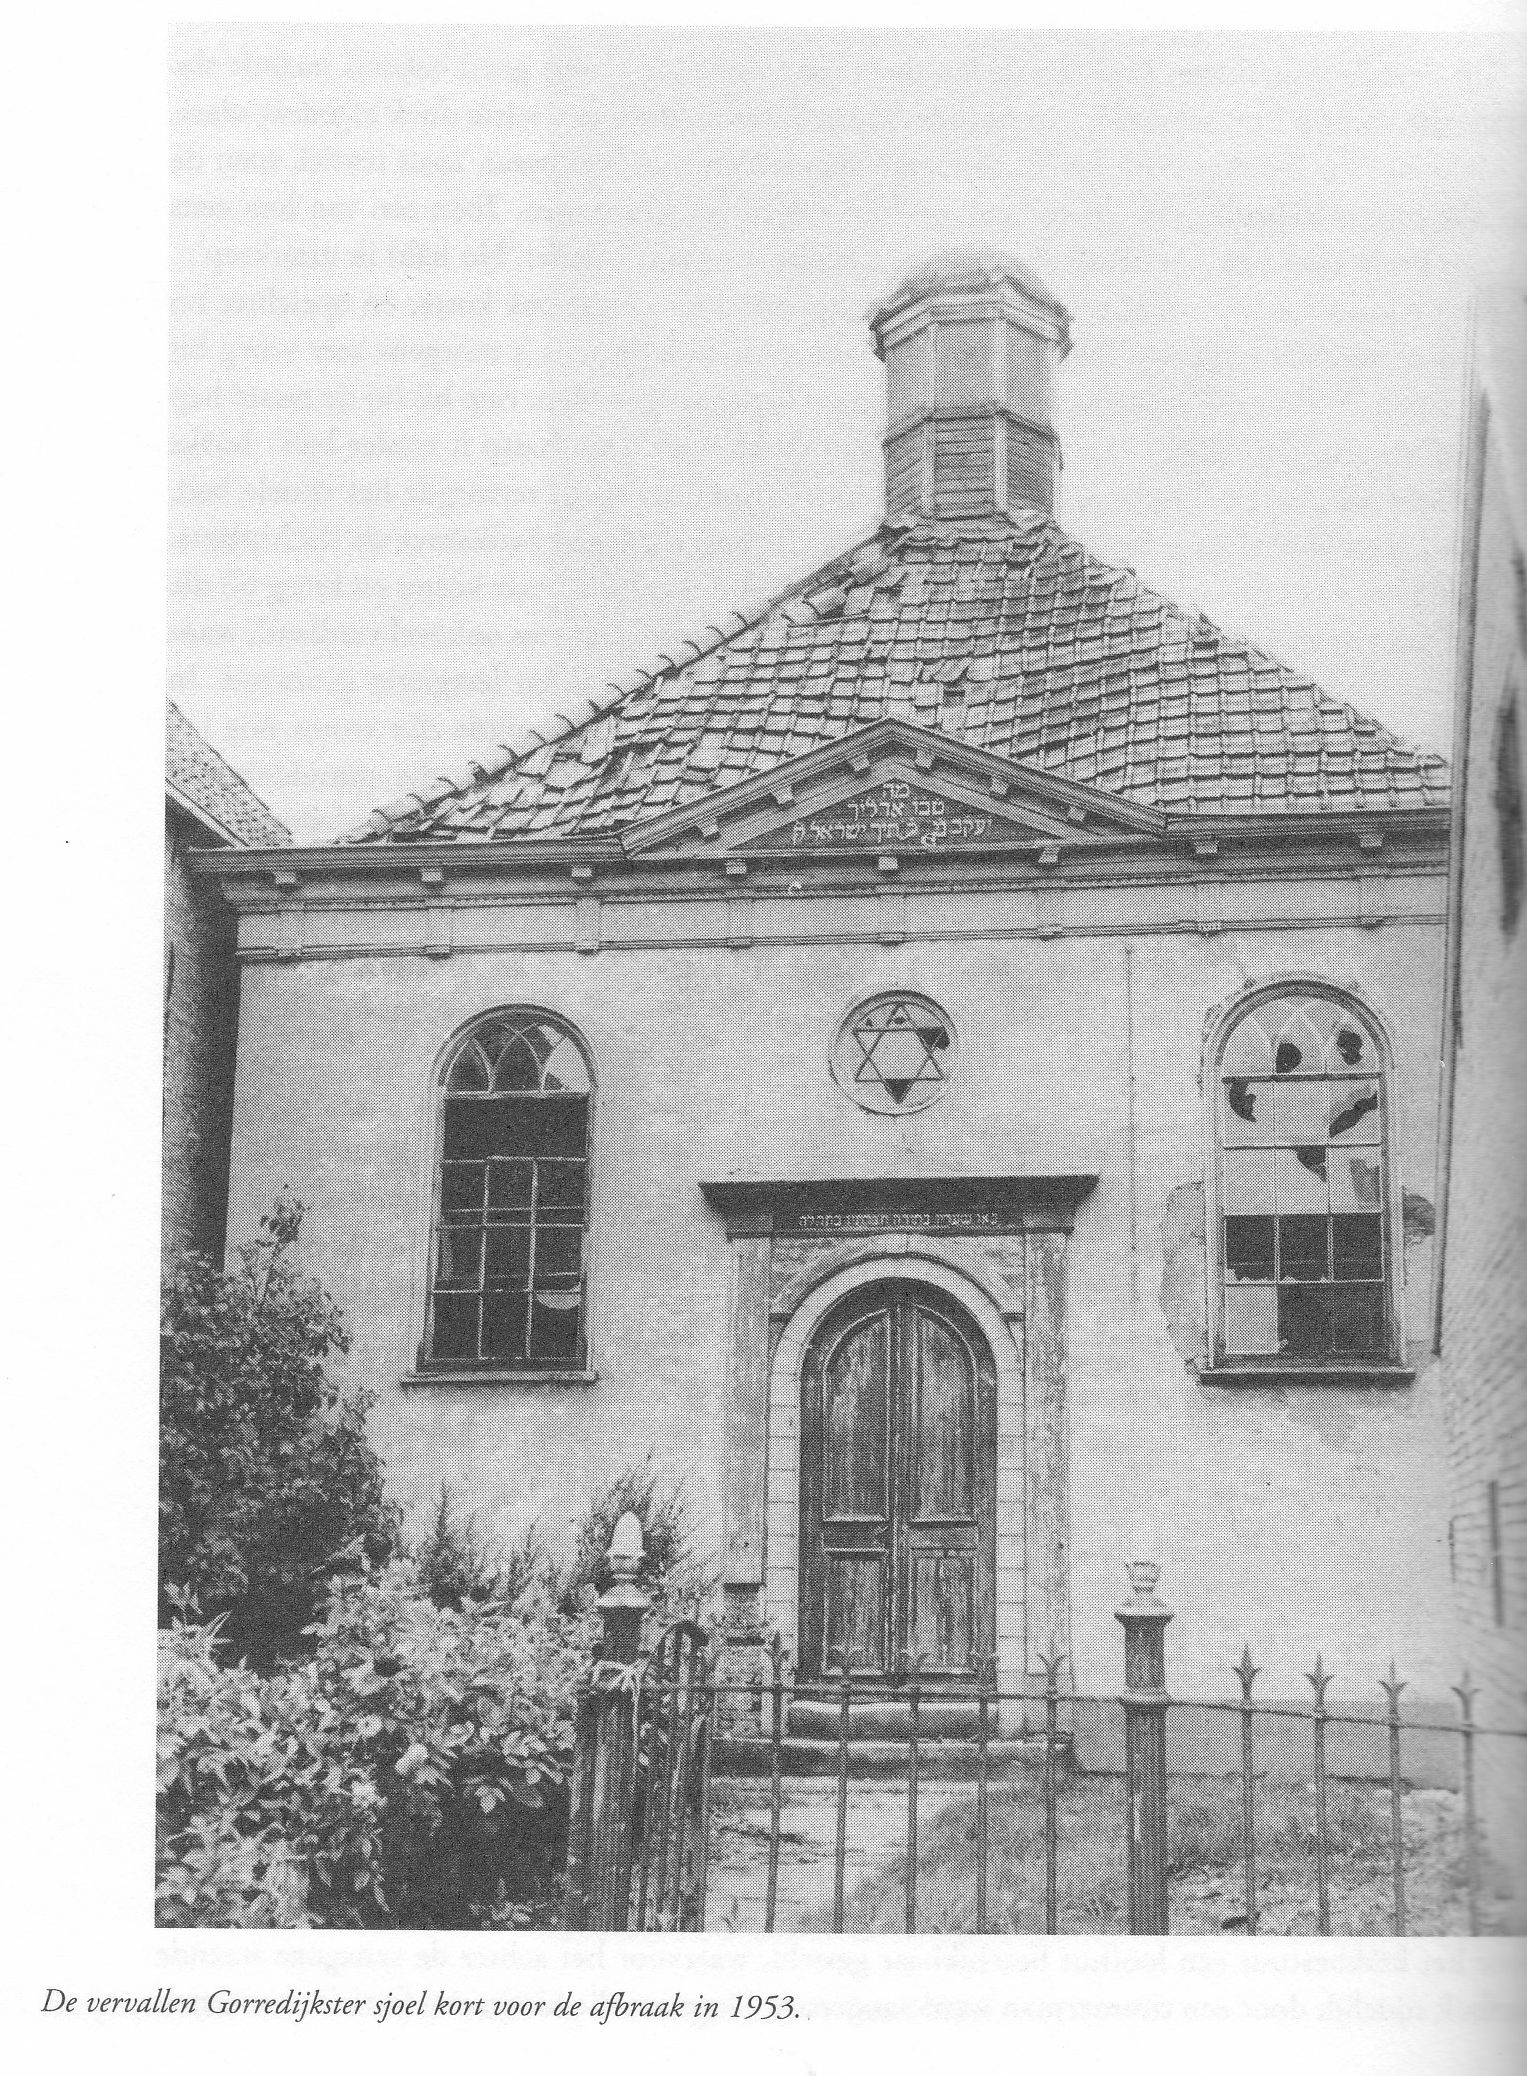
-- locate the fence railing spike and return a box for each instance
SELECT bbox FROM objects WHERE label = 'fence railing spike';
[1381,1659,1408,1935]
[1305,1652,1333,1934]
[975,1650,994,1934]
[831,1662,852,1933]
[1042,1649,1062,1934]
[904,1651,924,1933]
[692,1643,721,1930]
[764,1630,787,1935]
[1234,1646,1261,1936]
[1453,1669,1482,1933]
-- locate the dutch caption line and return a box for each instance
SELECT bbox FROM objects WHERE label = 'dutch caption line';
[42,1988,799,2025]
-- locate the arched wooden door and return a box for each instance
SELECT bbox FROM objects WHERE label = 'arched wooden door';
[798,1281,997,1685]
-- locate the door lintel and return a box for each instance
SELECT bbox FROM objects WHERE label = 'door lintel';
[702,1172,1099,1242]
[770,1234,1025,1328]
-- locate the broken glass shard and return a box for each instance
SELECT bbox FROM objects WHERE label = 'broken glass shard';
[1329,1088,1380,1141]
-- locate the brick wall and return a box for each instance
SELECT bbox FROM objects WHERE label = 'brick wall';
[161,805,240,1263]
[1435,336,1527,1912]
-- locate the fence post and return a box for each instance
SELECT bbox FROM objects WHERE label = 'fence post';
[1453,1669,1481,1935]
[563,1511,651,1929]
[1116,1559,1172,1935]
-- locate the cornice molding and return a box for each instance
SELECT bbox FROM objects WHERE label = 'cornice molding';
[191,812,1450,915]
[189,720,1449,909]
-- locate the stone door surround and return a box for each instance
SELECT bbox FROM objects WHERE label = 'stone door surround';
[702,1175,1095,1727]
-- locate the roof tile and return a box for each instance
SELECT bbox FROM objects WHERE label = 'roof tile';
[343,513,1449,843]
[167,702,291,848]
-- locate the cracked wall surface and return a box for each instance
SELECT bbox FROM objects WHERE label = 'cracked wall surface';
[1158,1182,1209,1370]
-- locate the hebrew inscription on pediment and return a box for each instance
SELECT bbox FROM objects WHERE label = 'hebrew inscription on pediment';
[749,778,1041,853]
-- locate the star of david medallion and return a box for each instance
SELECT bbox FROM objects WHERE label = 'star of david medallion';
[832,993,957,1114]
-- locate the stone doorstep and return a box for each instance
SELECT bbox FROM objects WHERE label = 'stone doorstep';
[715,1733,1073,1780]
[786,1696,988,1741]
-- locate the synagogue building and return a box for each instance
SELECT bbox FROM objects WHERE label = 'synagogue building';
[202,253,1457,1720]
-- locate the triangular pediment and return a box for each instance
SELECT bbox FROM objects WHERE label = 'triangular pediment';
[619,720,1165,861]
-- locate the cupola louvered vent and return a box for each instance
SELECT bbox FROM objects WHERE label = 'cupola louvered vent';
[869,250,1072,521]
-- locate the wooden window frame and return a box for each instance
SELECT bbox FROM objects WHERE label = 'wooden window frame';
[1200,982,1410,1386]
[413,1008,596,1382]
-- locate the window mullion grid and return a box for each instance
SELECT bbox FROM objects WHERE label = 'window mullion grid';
[1273,1105,1329,1357]
[475,1154,490,1363]
[525,1158,540,1362]
[1221,1022,1391,1366]
[1269,1099,1284,1291]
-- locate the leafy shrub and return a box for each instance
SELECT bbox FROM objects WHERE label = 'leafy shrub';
[414,1486,503,1610]
[158,1454,718,1928]
[560,1457,715,1622]
[155,1561,595,1929]
[159,1194,400,1665]
[499,1520,558,1605]
[155,1604,311,1927]
[413,1487,557,1612]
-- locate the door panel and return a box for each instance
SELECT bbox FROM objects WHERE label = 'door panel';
[824,1553,888,1674]
[800,1282,997,1685]
[912,1311,975,1518]
[800,1301,894,1681]
[910,1552,975,1672]
[823,1311,890,1517]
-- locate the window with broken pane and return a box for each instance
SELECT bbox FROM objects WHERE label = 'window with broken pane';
[426,1013,591,1368]
[1217,991,1391,1362]
[833,993,956,1114]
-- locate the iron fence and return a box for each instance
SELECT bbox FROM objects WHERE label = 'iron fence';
[563,1533,1525,1935]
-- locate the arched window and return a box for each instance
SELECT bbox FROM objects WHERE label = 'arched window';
[425,1012,592,1369]
[1214,989,1395,1365]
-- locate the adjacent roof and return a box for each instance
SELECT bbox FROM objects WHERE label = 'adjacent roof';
[167,701,292,849]
[342,509,1449,848]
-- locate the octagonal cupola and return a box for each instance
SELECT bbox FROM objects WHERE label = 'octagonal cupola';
[868,249,1072,521]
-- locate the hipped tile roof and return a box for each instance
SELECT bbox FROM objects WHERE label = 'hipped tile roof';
[168,701,292,849]
[343,510,1448,846]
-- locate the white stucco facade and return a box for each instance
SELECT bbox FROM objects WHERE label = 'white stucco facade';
[215,815,1457,1717]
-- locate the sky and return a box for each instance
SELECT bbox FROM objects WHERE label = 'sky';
[169,26,1526,842]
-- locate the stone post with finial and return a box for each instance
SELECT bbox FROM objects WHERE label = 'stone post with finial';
[1116,1559,1173,1934]
[597,1508,650,1664]
[564,1512,652,1928]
